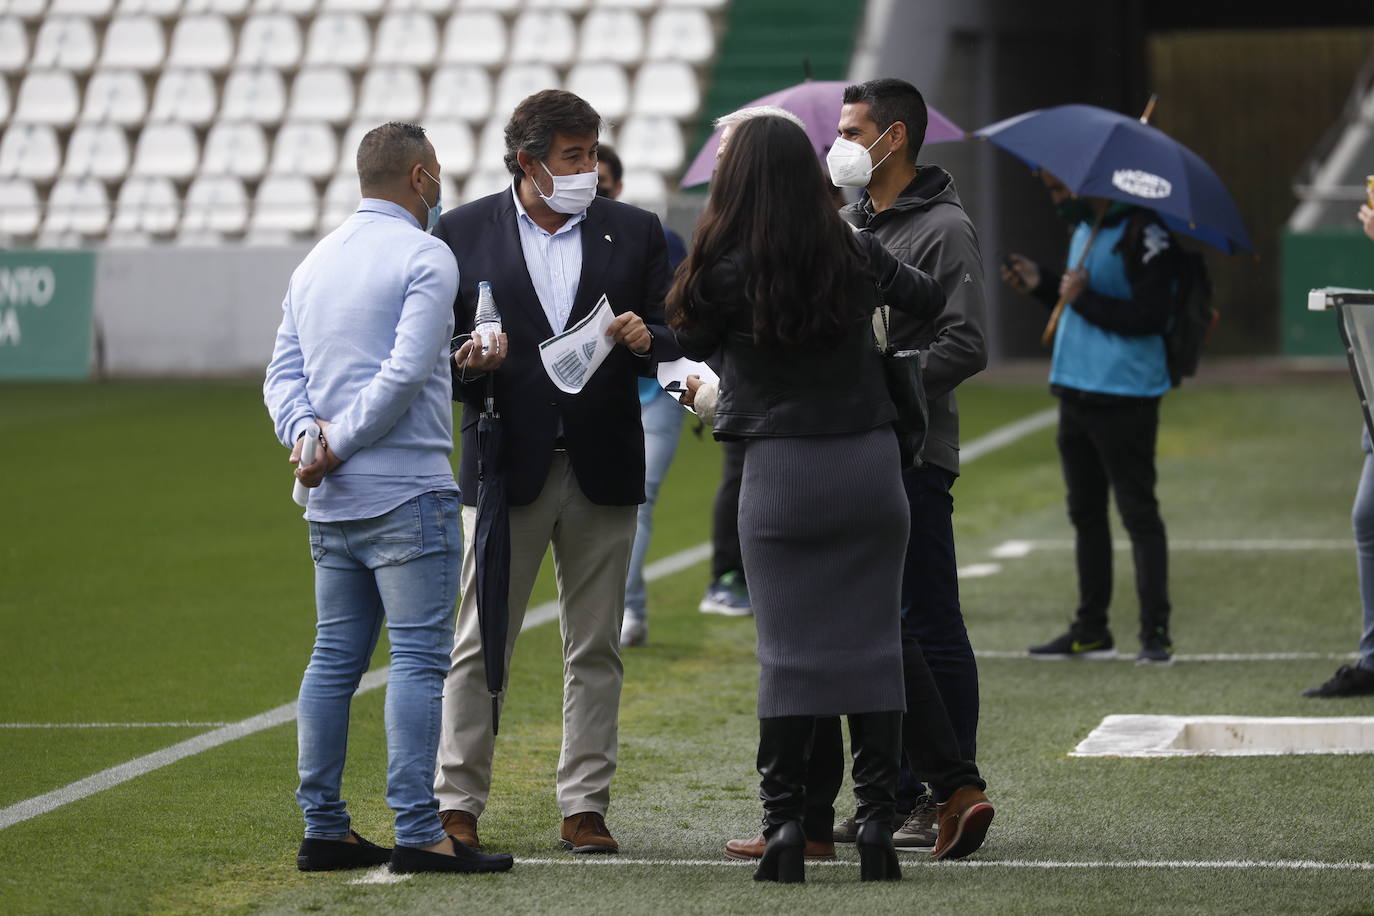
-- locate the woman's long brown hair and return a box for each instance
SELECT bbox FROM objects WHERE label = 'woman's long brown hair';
[666,115,869,347]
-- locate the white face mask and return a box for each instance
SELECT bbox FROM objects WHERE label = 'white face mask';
[536,160,598,215]
[826,124,895,189]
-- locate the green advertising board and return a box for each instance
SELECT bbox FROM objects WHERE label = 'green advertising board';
[1280,228,1374,357]
[0,250,96,380]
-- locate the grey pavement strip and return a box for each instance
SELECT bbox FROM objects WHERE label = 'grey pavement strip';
[1,408,1054,832]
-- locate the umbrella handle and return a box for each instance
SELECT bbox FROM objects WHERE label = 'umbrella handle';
[1041,206,1109,347]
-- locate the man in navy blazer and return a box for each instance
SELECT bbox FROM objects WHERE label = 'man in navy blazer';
[431,90,679,855]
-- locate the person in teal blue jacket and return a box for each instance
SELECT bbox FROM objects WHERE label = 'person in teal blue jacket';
[1001,170,1181,666]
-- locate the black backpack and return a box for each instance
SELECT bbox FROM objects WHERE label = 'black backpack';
[1165,248,1217,387]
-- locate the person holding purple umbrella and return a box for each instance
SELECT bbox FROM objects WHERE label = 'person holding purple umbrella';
[1001,168,1184,666]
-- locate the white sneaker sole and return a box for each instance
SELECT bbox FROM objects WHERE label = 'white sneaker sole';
[698,600,752,617]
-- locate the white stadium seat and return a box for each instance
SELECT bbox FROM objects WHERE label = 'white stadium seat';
[288,67,353,124]
[618,167,666,209]
[529,0,590,10]
[250,175,318,236]
[0,124,61,178]
[112,175,179,235]
[2,0,49,20]
[427,66,492,123]
[319,171,357,232]
[474,119,505,173]
[182,0,247,14]
[632,61,698,118]
[237,14,303,68]
[0,78,9,122]
[167,15,235,70]
[221,68,288,123]
[617,115,683,171]
[0,17,29,72]
[357,66,423,121]
[304,13,370,69]
[566,62,628,120]
[102,16,167,70]
[388,0,448,10]
[80,69,148,124]
[440,11,505,67]
[336,118,370,173]
[180,174,248,235]
[149,68,217,124]
[0,178,41,235]
[493,64,558,118]
[510,9,576,65]
[252,0,313,11]
[579,9,643,64]
[463,169,510,202]
[31,17,99,72]
[426,120,474,177]
[271,120,337,177]
[374,12,437,67]
[50,0,113,16]
[44,176,111,236]
[319,0,380,12]
[62,122,131,178]
[131,122,199,177]
[201,121,268,177]
[593,0,653,9]
[12,71,81,125]
[646,7,714,63]
[461,0,519,10]
[664,0,726,6]
[115,0,182,16]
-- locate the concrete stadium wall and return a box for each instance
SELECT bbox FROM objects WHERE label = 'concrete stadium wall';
[94,245,312,377]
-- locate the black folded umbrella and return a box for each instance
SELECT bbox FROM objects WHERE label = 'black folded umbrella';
[473,378,509,735]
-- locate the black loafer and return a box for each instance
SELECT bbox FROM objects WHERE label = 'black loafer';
[389,836,514,874]
[297,831,393,871]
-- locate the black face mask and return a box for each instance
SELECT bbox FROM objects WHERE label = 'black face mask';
[1054,197,1094,225]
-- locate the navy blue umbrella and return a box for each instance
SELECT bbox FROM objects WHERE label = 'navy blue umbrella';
[976,103,1252,254]
[473,381,509,736]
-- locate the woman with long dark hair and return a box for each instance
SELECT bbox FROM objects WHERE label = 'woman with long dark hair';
[668,115,946,883]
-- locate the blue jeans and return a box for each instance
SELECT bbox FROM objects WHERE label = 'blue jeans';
[297,490,460,848]
[1354,436,1374,672]
[624,391,684,619]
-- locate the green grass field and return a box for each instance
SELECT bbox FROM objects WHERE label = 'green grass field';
[4,374,1374,915]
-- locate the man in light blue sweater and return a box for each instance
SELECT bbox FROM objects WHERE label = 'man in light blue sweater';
[264,122,511,875]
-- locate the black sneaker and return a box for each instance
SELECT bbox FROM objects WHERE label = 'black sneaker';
[1136,633,1175,667]
[390,836,514,874]
[297,831,393,871]
[1302,664,1374,698]
[1027,628,1115,660]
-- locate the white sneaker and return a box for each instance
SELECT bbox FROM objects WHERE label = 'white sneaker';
[620,613,647,647]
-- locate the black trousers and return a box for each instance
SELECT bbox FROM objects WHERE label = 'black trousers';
[711,439,747,580]
[1057,395,1171,640]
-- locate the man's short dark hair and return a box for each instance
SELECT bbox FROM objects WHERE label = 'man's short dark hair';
[842,79,928,164]
[598,143,623,183]
[356,122,430,189]
[503,89,602,178]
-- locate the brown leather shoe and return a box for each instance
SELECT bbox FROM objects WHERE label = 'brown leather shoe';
[439,809,480,849]
[724,834,836,861]
[931,786,994,860]
[560,811,619,854]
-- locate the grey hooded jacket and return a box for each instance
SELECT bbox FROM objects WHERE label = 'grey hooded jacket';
[841,166,988,475]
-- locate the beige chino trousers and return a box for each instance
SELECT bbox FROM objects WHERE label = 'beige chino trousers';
[434,452,636,819]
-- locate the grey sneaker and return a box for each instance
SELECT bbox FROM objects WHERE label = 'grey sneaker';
[698,570,752,616]
[619,613,647,647]
[892,796,937,850]
[832,816,859,843]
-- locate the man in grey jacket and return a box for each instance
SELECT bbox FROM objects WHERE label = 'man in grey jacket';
[828,77,991,855]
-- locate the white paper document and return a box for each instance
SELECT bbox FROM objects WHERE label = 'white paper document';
[539,295,616,394]
[656,358,720,413]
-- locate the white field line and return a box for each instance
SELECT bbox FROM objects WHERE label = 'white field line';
[974,650,1357,663]
[992,538,1353,557]
[0,409,1056,833]
[351,856,1374,881]
[0,722,231,729]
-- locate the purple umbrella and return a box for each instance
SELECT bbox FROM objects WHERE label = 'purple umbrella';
[679,80,965,188]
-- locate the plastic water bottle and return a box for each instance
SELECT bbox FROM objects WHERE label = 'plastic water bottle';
[474,281,502,354]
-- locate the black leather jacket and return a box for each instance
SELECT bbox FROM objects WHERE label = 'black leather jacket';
[674,231,945,440]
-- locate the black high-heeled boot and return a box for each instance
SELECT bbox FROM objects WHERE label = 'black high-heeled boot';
[848,710,903,882]
[752,715,814,884]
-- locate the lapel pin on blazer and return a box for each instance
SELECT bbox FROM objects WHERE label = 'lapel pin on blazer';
[604,234,613,242]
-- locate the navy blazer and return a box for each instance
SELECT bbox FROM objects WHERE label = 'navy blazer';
[433,184,679,508]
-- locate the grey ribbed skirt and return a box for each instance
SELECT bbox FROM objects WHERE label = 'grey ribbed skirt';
[738,425,909,718]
